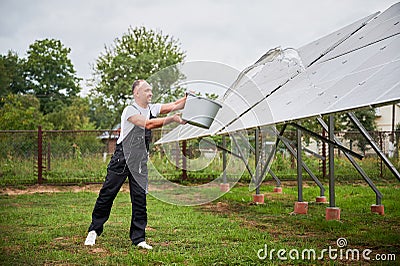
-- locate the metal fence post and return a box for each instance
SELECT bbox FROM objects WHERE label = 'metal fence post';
[222,136,227,184]
[37,125,43,184]
[322,129,327,178]
[47,142,51,171]
[182,140,187,181]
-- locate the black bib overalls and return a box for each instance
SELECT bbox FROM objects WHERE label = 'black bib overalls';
[88,109,155,245]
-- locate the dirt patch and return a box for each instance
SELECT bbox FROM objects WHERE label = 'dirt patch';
[145,226,157,232]
[0,184,105,195]
[201,201,231,215]
[0,182,174,196]
[0,183,140,195]
[89,247,107,254]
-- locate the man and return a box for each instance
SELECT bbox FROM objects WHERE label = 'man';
[85,79,186,249]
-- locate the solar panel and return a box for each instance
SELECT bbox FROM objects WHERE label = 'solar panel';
[223,36,400,133]
[156,2,400,145]
[297,12,379,67]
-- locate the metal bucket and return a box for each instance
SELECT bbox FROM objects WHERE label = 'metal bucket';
[182,93,222,129]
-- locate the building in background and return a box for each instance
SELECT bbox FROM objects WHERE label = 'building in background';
[375,103,400,131]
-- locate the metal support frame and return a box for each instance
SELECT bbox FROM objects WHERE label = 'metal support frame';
[256,125,286,188]
[268,169,281,187]
[297,125,303,202]
[276,134,325,196]
[317,117,383,205]
[208,133,282,188]
[203,138,240,159]
[255,128,261,194]
[290,123,363,160]
[231,134,256,182]
[251,124,325,196]
[328,115,336,207]
[206,123,326,198]
[348,112,400,182]
[238,129,283,188]
[283,138,325,160]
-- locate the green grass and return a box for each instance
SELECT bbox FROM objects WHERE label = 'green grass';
[0,182,399,265]
[1,154,399,186]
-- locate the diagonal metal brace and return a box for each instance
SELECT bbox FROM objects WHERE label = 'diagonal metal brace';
[348,112,400,182]
[317,117,383,205]
[290,122,364,160]
[277,134,325,196]
[203,136,257,183]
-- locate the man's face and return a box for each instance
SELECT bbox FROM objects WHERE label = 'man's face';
[136,81,153,104]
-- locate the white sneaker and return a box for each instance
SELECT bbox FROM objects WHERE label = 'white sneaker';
[137,241,153,250]
[84,230,97,246]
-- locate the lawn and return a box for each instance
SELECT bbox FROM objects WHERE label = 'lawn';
[0,181,399,265]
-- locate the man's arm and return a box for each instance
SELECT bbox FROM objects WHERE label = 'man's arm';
[159,96,187,114]
[128,113,184,130]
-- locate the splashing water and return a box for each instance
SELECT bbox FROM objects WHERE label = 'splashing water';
[224,47,307,99]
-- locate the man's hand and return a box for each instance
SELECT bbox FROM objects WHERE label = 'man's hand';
[172,113,186,124]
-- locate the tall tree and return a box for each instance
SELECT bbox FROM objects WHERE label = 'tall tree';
[0,94,52,130]
[25,39,81,114]
[89,26,185,129]
[45,97,96,130]
[0,51,28,98]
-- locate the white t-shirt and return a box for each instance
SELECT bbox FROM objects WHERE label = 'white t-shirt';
[117,102,161,144]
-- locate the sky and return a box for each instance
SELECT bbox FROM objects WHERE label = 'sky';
[0,0,398,95]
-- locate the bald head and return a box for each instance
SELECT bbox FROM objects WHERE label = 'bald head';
[132,79,145,94]
[132,79,153,106]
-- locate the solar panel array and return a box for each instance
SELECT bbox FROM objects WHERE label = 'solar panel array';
[156,3,400,144]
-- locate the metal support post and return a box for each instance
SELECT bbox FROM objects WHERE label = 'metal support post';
[255,128,261,194]
[231,135,255,182]
[328,115,335,207]
[325,115,341,220]
[297,126,303,202]
[317,117,383,205]
[348,112,400,182]
[277,135,325,196]
[257,125,286,188]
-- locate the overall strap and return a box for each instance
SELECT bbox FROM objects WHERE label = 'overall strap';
[131,103,155,151]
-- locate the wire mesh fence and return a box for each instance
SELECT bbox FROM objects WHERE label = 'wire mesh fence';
[0,129,118,185]
[0,128,399,186]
